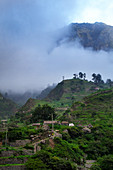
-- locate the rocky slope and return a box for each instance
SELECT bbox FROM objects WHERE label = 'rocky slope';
[57,22,113,51]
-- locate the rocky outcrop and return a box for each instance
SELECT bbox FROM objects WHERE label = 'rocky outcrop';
[57,22,113,51]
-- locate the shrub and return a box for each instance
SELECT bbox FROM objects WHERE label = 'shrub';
[25,158,48,170]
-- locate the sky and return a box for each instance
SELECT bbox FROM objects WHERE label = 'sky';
[0,0,113,92]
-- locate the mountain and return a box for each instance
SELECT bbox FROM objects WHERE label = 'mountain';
[0,93,18,118]
[3,90,40,106]
[36,84,56,100]
[57,22,113,51]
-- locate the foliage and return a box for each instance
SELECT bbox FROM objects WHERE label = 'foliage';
[7,126,38,142]
[97,155,113,170]
[25,158,48,170]
[90,164,101,170]
[31,104,55,122]
[26,147,77,170]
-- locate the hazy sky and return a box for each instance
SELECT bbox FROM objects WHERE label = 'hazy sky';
[0,0,113,92]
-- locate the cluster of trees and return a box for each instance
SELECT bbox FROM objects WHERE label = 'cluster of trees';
[73,72,113,86]
[92,73,113,86]
[92,73,103,84]
[31,104,56,123]
[25,137,80,169]
[73,72,86,80]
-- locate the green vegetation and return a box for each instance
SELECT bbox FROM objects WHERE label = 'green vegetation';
[0,164,25,167]
[31,104,56,122]
[25,138,78,170]
[1,77,113,169]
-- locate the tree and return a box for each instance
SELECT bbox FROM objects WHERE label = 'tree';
[83,73,86,80]
[79,72,83,79]
[73,74,78,79]
[92,73,103,84]
[106,79,112,87]
[96,74,102,84]
[92,73,97,83]
[31,104,56,122]
[98,155,113,170]
[25,158,48,170]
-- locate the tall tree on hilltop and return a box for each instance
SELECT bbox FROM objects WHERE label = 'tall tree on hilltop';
[92,73,97,83]
[92,73,103,84]
[83,73,86,80]
[73,74,78,79]
[106,79,112,88]
[79,72,83,79]
[96,74,102,83]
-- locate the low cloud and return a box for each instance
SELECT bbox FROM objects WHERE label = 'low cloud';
[0,0,113,92]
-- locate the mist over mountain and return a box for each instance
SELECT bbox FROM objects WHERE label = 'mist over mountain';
[2,90,40,106]
[36,84,56,100]
[1,1,113,92]
[56,22,113,51]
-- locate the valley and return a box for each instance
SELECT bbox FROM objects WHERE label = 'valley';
[0,75,113,169]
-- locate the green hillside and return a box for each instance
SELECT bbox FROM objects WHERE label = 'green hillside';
[0,93,18,119]
[61,88,113,123]
[6,87,113,169]
[45,78,107,105]
[17,79,103,113]
[14,78,110,123]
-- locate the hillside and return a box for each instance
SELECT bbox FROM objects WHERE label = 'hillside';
[36,84,56,100]
[16,78,109,120]
[3,86,113,169]
[0,93,18,118]
[57,22,113,51]
[45,78,106,105]
[61,88,113,122]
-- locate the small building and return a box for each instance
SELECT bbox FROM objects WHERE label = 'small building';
[95,87,100,90]
[1,120,7,128]
[61,121,69,126]
[32,123,41,129]
[43,121,58,125]
[69,123,74,127]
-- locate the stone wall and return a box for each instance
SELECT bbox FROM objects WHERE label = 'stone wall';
[10,139,31,147]
[0,149,33,157]
[0,157,28,165]
[0,165,26,170]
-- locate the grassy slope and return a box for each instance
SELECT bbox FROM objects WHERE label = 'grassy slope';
[61,88,113,123]
[17,79,109,115]
[15,78,110,122]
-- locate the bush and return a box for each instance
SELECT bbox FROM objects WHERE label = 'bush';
[90,164,101,170]
[25,158,48,170]
[98,155,113,170]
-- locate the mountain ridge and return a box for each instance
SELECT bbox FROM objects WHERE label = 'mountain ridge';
[57,22,113,51]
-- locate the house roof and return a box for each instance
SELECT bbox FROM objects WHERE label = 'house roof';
[1,120,7,122]
[44,121,58,124]
[61,121,69,124]
[32,123,41,126]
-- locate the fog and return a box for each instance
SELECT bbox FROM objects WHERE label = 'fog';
[0,0,113,92]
